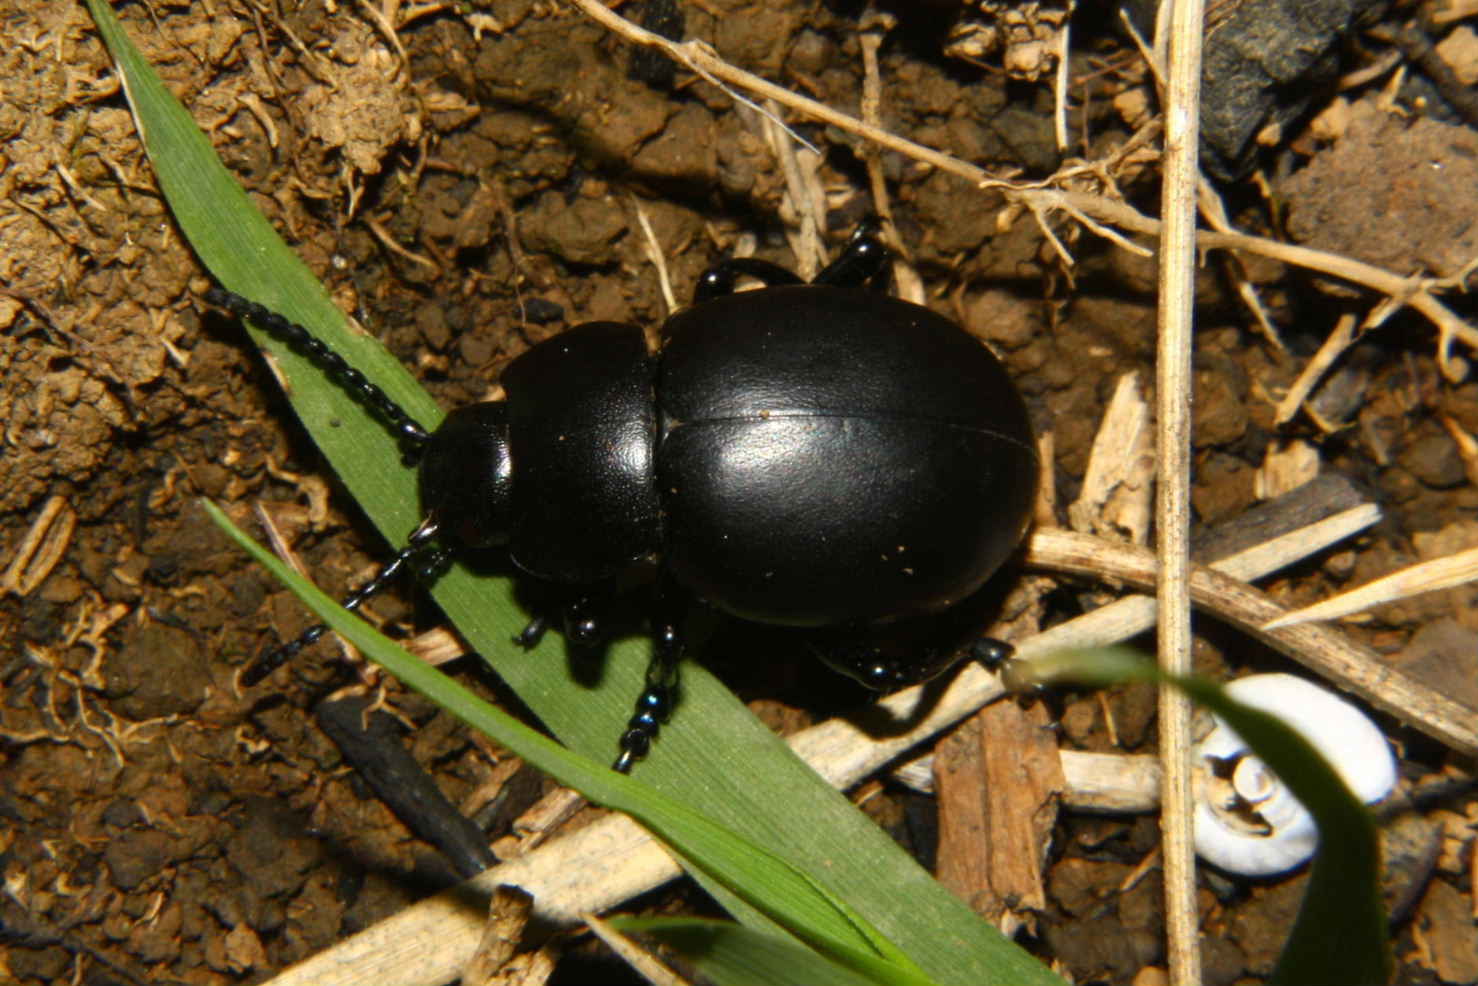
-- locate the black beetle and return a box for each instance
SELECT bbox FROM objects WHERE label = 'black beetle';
[210,221,1039,771]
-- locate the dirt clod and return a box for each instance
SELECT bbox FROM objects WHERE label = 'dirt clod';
[1281,108,1478,284]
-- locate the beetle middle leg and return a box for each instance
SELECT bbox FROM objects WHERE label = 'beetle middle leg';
[613,580,686,772]
[511,586,611,649]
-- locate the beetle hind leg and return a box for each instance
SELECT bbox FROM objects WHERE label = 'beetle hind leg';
[695,217,891,303]
[806,612,1016,693]
[693,257,803,303]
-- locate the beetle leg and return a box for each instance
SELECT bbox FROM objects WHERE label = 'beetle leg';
[560,592,608,645]
[693,257,803,302]
[511,585,610,649]
[811,217,890,289]
[970,636,1044,698]
[612,582,686,772]
[511,614,548,649]
[242,516,444,685]
[807,608,1013,692]
[969,636,1014,670]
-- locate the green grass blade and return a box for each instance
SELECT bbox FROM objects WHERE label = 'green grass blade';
[611,917,900,986]
[88,3,1058,981]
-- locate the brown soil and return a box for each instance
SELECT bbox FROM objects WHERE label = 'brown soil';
[1,2,1473,984]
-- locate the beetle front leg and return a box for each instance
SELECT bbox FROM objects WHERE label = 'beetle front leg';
[612,582,686,772]
[511,587,610,649]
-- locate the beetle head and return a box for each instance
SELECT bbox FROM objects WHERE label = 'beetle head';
[420,402,513,548]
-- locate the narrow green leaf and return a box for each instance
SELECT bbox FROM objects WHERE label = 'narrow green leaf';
[611,917,892,986]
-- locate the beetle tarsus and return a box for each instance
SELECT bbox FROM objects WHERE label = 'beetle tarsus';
[512,615,547,649]
[970,636,1015,670]
[812,216,889,289]
[971,636,1044,699]
[561,594,608,645]
[610,586,684,771]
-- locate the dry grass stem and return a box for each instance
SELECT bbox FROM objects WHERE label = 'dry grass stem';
[366,217,439,270]
[1254,440,1321,500]
[858,24,927,304]
[629,195,677,315]
[1436,411,1478,486]
[891,748,1162,814]
[460,885,535,986]
[1053,20,1072,151]
[1275,313,1360,426]
[1263,548,1478,630]
[1195,179,1285,350]
[402,625,465,666]
[353,0,410,80]
[1025,528,1477,756]
[585,914,691,986]
[1151,0,1208,978]
[1068,371,1154,545]
[761,99,826,278]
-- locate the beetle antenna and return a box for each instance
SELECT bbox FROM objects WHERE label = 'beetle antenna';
[241,516,447,686]
[205,287,431,457]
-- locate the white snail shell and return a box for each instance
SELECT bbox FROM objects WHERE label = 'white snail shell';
[1192,673,1397,876]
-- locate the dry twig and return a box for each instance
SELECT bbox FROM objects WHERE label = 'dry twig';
[629,195,677,315]
[1263,548,1478,630]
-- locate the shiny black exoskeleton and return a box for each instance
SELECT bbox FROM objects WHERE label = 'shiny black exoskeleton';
[211,222,1039,772]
